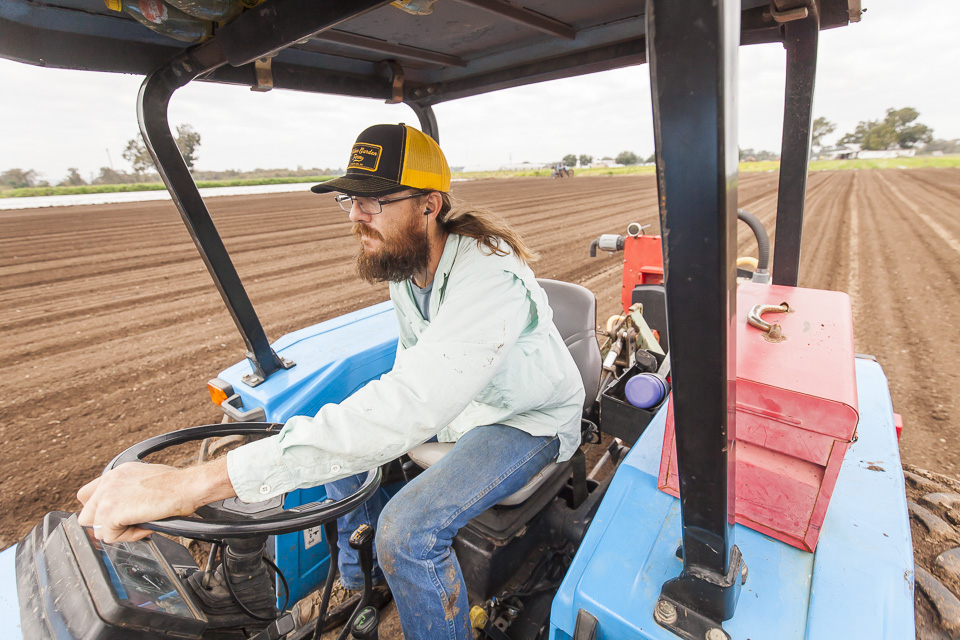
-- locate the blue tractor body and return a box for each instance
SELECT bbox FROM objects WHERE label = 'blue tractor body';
[550,356,914,640]
[208,302,916,638]
[0,306,916,639]
[216,301,401,606]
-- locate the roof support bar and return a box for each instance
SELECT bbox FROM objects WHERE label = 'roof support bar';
[772,1,820,286]
[138,44,290,386]
[136,1,395,385]
[647,0,744,636]
[405,102,440,143]
[214,0,392,66]
[311,31,467,68]
[454,0,576,40]
[424,37,647,105]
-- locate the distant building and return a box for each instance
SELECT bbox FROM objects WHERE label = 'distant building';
[856,148,916,159]
[815,144,916,160]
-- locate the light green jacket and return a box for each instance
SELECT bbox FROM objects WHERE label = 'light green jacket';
[228,233,584,503]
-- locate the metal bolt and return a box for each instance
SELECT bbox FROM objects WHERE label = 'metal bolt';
[653,600,678,625]
[706,628,727,640]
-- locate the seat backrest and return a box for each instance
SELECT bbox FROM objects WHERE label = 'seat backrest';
[536,278,602,411]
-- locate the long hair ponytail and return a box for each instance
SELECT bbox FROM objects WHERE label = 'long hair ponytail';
[432,193,539,264]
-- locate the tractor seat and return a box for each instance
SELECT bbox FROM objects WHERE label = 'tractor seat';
[407,279,601,506]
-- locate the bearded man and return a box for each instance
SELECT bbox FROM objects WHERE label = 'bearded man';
[78,124,585,640]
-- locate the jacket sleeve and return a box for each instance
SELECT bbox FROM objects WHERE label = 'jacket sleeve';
[227,264,535,502]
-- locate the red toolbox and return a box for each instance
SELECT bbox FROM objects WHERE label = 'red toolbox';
[657,282,859,552]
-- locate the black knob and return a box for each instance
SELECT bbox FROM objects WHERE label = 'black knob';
[350,605,380,639]
[349,524,374,550]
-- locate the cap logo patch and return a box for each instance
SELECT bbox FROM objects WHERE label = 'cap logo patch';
[348,143,382,172]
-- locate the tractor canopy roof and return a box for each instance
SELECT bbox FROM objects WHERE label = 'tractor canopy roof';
[1,0,859,104]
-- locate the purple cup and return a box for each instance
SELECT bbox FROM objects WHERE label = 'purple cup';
[624,373,668,409]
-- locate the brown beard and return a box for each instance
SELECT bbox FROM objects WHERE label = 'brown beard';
[353,216,430,283]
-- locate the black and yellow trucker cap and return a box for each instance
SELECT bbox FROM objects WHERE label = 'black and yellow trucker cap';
[311,124,451,197]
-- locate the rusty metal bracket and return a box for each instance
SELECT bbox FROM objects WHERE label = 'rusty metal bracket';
[768,0,811,23]
[251,54,275,92]
[378,59,405,104]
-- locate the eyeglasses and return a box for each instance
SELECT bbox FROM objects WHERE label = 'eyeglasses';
[334,191,427,215]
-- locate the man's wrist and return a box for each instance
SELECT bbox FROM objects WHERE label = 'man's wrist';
[184,456,237,513]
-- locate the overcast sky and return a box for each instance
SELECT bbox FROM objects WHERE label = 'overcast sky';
[1,0,957,183]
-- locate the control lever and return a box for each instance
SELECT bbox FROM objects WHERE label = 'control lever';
[350,605,380,639]
[337,524,375,640]
[249,612,296,640]
[311,510,341,640]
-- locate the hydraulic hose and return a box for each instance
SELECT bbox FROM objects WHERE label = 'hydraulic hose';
[737,208,770,271]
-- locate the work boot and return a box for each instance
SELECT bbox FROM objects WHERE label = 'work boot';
[294,578,392,632]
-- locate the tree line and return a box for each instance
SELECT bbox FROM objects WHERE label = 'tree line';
[2,123,345,190]
[3,109,957,190]
[558,152,658,167]
[813,107,958,152]
[592,107,953,165]
[1,125,203,189]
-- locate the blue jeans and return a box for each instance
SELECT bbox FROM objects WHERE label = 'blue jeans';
[326,425,560,639]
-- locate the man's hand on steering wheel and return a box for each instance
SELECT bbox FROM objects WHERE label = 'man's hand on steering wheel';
[74,423,382,544]
[77,457,234,543]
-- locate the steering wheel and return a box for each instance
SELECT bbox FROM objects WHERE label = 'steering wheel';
[106,422,381,541]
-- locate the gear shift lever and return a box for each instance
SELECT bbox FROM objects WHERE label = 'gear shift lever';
[350,606,380,639]
[337,524,375,640]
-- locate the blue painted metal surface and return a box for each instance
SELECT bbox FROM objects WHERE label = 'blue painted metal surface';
[0,326,915,639]
[550,357,914,640]
[216,301,401,605]
[0,302,404,629]
[0,543,21,639]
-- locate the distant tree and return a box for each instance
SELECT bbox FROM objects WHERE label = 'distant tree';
[123,136,153,178]
[645,153,656,164]
[93,167,136,185]
[838,121,875,147]
[176,124,202,170]
[123,123,201,176]
[59,168,87,186]
[562,154,578,167]
[615,151,638,166]
[739,148,778,162]
[885,108,934,148]
[0,168,40,188]
[578,154,593,167]
[811,117,836,148]
[839,107,933,150]
[918,138,960,155]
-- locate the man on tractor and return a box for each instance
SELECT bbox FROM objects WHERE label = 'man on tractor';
[77,123,585,640]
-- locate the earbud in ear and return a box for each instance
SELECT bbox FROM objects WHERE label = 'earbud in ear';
[424,208,432,215]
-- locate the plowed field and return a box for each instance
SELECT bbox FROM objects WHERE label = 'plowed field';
[2,168,959,547]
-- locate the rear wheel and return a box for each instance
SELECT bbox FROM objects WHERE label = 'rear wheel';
[904,463,960,639]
